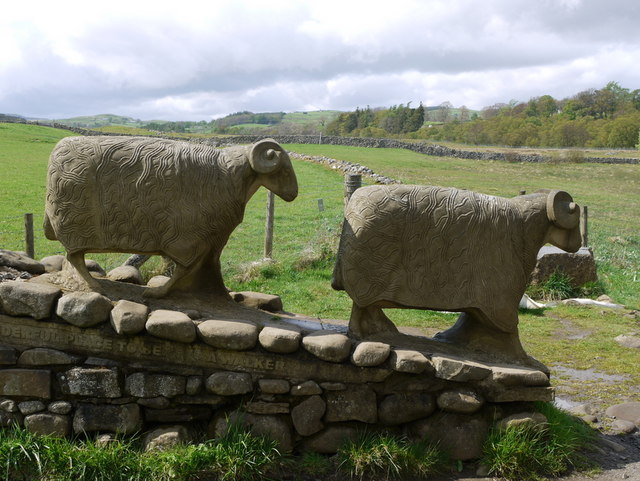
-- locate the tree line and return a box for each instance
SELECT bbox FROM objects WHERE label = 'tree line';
[326,82,640,148]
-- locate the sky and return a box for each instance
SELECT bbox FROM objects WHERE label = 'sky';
[2,0,640,121]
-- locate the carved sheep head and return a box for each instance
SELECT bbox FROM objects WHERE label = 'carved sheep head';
[249,138,298,202]
[544,190,582,252]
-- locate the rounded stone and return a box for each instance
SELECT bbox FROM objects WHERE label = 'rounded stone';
[110,300,149,335]
[143,425,192,451]
[206,371,253,396]
[390,349,432,373]
[147,275,170,288]
[40,255,65,273]
[258,326,301,353]
[437,389,485,414]
[378,392,436,425]
[48,401,73,415]
[197,319,259,350]
[496,412,548,431]
[612,419,636,434]
[18,401,46,415]
[605,401,640,423]
[351,341,391,367]
[107,265,143,285]
[302,331,351,362]
[24,413,70,437]
[146,310,196,343]
[56,291,113,327]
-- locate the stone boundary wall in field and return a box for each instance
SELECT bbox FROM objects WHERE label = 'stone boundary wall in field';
[7,119,639,165]
[0,278,553,458]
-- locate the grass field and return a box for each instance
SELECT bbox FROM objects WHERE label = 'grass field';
[1,123,639,405]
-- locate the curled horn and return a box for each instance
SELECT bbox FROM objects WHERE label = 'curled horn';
[546,190,580,229]
[249,138,284,174]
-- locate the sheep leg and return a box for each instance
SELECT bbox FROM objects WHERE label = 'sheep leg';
[66,251,101,291]
[349,304,399,338]
[143,262,193,298]
[435,312,527,360]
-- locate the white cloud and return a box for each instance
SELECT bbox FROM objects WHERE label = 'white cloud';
[1,0,639,119]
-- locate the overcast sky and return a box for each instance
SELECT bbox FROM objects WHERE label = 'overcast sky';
[2,0,639,121]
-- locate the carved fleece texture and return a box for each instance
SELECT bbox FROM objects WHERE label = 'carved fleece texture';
[333,185,551,333]
[45,136,247,267]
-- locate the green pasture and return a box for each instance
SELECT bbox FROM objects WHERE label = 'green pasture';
[1,123,639,405]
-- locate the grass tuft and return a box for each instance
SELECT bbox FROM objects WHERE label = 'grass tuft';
[337,432,445,480]
[482,402,596,481]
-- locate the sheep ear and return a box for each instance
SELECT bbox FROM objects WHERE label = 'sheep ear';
[546,190,580,229]
[249,139,283,174]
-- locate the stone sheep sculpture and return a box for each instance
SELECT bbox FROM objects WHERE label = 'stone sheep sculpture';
[44,136,298,298]
[332,184,581,360]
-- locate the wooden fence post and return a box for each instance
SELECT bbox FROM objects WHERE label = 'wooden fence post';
[344,174,362,206]
[264,191,275,259]
[24,213,35,259]
[581,205,588,247]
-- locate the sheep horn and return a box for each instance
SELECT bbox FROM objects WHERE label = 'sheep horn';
[249,139,283,174]
[546,190,580,230]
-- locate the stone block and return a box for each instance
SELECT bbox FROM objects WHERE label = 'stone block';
[258,326,301,353]
[137,397,171,409]
[0,345,18,365]
[292,395,325,436]
[0,369,50,398]
[73,403,141,434]
[378,392,435,425]
[197,319,259,350]
[259,379,290,394]
[483,386,554,403]
[25,413,70,437]
[351,341,390,367]
[0,399,17,412]
[58,367,121,398]
[302,425,359,454]
[389,350,433,374]
[145,406,212,422]
[530,246,597,287]
[437,389,484,414]
[0,249,45,274]
[302,331,351,362]
[56,292,113,327]
[146,310,196,343]
[206,371,253,396]
[247,401,290,415]
[18,348,82,366]
[324,386,377,423]
[0,281,61,320]
[147,275,170,288]
[186,376,202,395]
[490,366,549,387]
[410,412,489,461]
[107,266,143,285]
[110,300,149,335]
[125,372,186,398]
[233,291,283,312]
[290,380,322,396]
[246,414,293,452]
[432,355,491,382]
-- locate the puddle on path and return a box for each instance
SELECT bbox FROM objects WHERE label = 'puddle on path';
[554,397,580,410]
[552,365,629,382]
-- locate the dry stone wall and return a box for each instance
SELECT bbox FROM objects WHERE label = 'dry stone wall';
[0,278,554,458]
[9,120,638,165]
